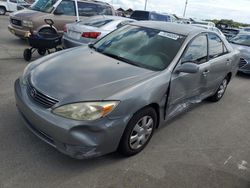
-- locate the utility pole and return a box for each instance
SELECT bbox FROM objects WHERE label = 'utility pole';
[183,0,188,17]
[144,0,148,10]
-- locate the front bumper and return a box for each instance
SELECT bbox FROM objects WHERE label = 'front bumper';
[14,79,128,159]
[8,24,31,38]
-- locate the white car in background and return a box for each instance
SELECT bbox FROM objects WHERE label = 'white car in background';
[62,15,135,48]
[191,24,225,38]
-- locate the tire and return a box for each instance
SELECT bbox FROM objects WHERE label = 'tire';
[118,107,157,156]
[208,77,228,102]
[37,49,46,56]
[39,27,57,35]
[23,49,32,61]
[0,7,6,15]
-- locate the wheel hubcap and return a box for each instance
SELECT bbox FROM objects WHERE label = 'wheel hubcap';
[0,9,4,14]
[217,79,227,98]
[129,116,154,150]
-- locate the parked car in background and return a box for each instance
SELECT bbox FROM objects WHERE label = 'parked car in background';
[8,0,115,38]
[220,28,240,40]
[0,0,29,15]
[130,10,176,22]
[62,15,134,48]
[17,0,32,10]
[191,24,225,38]
[191,19,215,27]
[230,34,250,74]
[241,27,250,33]
[15,22,239,159]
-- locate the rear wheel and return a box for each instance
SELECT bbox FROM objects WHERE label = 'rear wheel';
[208,77,228,102]
[118,107,157,156]
[23,49,32,61]
[0,7,6,15]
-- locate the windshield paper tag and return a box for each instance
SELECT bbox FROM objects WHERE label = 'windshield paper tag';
[158,32,180,40]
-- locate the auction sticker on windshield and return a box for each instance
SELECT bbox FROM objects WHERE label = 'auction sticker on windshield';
[158,31,180,40]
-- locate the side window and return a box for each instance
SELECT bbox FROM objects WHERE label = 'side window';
[10,0,17,3]
[208,33,225,59]
[77,2,98,16]
[182,35,208,64]
[56,0,75,16]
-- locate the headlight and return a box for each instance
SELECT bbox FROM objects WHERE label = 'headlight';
[21,63,32,85]
[52,101,119,121]
[22,20,33,28]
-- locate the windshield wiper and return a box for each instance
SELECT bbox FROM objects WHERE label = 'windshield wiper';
[101,52,142,68]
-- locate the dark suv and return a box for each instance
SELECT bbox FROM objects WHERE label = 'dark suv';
[130,10,176,22]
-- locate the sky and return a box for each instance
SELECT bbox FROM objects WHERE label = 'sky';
[103,0,250,24]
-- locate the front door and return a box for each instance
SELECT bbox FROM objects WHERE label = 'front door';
[166,33,210,118]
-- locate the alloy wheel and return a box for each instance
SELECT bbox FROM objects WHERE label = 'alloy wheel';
[129,116,154,150]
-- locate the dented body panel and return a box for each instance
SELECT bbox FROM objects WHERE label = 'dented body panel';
[14,22,240,159]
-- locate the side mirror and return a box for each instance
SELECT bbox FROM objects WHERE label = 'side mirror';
[175,62,199,74]
[44,19,54,26]
[54,8,64,15]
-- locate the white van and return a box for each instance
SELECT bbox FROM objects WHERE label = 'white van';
[0,0,29,15]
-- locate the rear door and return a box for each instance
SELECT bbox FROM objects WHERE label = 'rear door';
[167,34,210,117]
[206,33,231,93]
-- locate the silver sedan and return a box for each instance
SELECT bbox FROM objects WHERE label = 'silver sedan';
[62,15,134,48]
[15,22,240,159]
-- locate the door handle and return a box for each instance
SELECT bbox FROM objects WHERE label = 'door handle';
[202,70,210,76]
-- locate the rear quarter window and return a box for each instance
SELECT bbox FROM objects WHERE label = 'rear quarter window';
[78,2,98,16]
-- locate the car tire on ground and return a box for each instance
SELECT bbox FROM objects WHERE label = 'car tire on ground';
[23,49,32,61]
[208,77,228,102]
[118,107,157,156]
[0,6,6,15]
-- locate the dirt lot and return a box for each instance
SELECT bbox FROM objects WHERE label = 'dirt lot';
[1,15,250,188]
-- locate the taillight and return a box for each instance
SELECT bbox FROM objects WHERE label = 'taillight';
[82,32,101,39]
[63,25,67,33]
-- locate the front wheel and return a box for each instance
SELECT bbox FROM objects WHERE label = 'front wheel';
[0,7,6,15]
[208,78,228,102]
[118,107,157,156]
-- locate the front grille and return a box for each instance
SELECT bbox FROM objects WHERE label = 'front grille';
[239,58,248,68]
[27,80,59,108]
[11,18,22,27]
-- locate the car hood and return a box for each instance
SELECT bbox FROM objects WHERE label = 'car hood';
[11,9,47,20]
[231,43,250,61]
[29,47,156,103]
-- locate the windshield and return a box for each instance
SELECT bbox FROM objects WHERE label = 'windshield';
[30,0,58,13]
[230,35,250,46]
[93,25,185,71]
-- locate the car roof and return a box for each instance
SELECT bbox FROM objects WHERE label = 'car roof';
[130,21,206,36]
[74,0,111,6]
[87,15,134,21]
